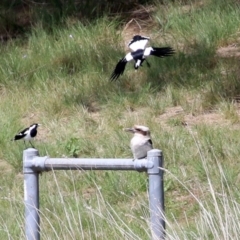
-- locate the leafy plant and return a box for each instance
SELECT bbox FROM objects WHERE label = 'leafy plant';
[65,137,80,157]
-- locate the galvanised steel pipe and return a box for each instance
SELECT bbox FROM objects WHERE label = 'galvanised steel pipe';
[23,148,40,240]
[32,156,154,171]
[23,148,165,240]
[147,149,165,240]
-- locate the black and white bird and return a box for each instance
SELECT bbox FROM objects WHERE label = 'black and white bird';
[125,125,153,160]
[110,35,175,81]
[12,123,40,148]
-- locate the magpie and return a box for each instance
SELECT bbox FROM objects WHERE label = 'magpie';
[110,35,175,81]
[125,125,153,160]
[12,123,40,148]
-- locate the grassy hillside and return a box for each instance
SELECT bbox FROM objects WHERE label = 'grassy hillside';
[0,0,240,239]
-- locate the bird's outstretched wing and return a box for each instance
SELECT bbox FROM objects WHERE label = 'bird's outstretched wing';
[128,35,150,51]
[110,58,128,81]
[147,47,175,58]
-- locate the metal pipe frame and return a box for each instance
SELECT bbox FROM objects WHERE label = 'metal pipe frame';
[23,148,165,240]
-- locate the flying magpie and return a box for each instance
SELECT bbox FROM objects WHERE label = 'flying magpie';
[125,125,153,160]
[110,35,175,81]
[12,123,40,148]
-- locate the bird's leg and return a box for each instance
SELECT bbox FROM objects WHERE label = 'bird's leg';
[29,141,35,148]
[24,140,27,149]
[146,59,151,68]
[140,59,145,67]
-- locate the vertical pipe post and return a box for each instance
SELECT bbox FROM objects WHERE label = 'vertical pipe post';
[147,149,165,240]
[23,148,40,240]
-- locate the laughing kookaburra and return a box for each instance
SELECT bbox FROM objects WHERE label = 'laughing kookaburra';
[125,125,153,160]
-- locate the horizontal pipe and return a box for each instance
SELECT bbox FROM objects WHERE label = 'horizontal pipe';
[32,157,154,171]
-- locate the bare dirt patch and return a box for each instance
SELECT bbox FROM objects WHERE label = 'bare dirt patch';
[121,5,155,50]
[216,42,240,58]
[157,106,233,128]
[184,112,230,126]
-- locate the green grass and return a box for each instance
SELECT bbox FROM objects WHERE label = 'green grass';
[1,0,240,239]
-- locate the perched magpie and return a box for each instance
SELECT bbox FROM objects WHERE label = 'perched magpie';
[110,35,175,81]
[125,125,153,160]
[12,123,40,148]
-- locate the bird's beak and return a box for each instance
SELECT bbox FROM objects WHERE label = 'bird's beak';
[124,128,135,133]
